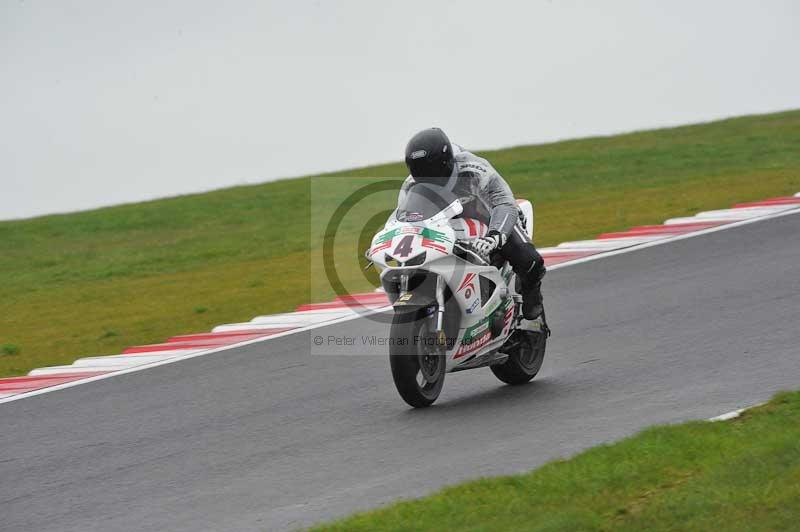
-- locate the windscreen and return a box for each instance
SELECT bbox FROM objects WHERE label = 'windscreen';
[396,183,458,222]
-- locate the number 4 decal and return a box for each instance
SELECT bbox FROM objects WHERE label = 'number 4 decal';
[393,235,415,258]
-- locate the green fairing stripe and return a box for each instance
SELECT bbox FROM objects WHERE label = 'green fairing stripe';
[375,227,451,245]
[462,298,513,342]
[375,228,400,244]
[420,228,452,243]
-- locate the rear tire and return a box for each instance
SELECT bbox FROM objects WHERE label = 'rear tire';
[491,330,546,385]
[389,310,446,408]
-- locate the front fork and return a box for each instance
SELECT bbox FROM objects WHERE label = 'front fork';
[401,273,447,349]
[434,274,445,333]
[397,273,445,333]
[396,273,447,348]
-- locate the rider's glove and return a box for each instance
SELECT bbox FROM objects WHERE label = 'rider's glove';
[472,231,507,260]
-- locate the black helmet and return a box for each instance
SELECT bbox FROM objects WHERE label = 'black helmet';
[404,128,455,185]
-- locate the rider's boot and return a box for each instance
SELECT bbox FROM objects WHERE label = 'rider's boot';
[497,221,546,320]
[521,264,546,320]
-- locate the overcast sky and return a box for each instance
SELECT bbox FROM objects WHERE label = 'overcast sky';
[2,0,799,220]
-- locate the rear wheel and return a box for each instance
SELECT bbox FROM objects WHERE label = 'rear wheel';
[491,329,546,385]
[389,310,446,408]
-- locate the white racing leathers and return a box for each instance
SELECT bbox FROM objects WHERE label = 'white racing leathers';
[397,148,520,237]
[397,147,546,318]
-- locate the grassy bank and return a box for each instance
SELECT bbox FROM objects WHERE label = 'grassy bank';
[2,110,800,377]
[311,391,800,531]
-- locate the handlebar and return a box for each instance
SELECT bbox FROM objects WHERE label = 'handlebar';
[454,240,490,266]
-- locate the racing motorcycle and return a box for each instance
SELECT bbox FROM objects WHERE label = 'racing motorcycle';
[365,183,549,407]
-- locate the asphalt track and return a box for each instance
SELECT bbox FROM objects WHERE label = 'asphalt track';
[2,212,799,532]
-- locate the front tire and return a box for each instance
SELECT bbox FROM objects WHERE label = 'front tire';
[491,330,546,385]
[389,310,446,408]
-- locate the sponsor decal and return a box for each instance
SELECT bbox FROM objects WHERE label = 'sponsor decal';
[410,149,427,159]
[460,163,487,173]
[466,297,480,314]
[457,272,476,294]
[454,330,492,359]
[469,321,489,337]
[394,292,413,306]
[454,299,514,357]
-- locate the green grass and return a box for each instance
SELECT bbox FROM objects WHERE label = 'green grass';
[2,110,800,377]
[310,391,800,532]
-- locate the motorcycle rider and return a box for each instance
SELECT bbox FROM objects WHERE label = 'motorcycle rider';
[400,127,546,319]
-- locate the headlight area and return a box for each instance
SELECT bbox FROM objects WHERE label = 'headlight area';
[403,251,427,267]
[383,251,426,268]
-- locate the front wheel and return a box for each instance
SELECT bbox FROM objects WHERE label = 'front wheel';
[389,310,446,408]
[491,330,546,385]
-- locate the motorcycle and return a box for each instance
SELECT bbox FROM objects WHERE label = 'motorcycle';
[365,183,550,407]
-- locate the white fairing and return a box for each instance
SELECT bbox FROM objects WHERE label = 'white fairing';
[368,198,538,373]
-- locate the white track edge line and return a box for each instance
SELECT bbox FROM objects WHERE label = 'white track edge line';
[2,204,798,405]
[545,205,800,271]
[0,306,390,404]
